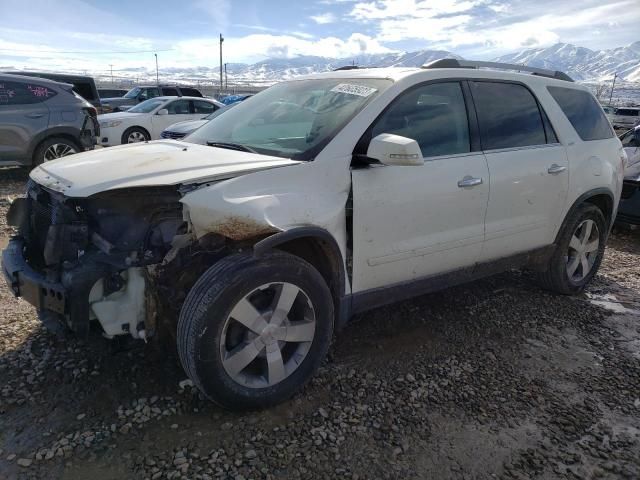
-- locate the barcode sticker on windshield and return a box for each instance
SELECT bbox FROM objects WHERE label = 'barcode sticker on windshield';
[330,84,377,97]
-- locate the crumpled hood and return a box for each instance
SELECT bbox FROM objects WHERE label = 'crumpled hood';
[30,140,300,197]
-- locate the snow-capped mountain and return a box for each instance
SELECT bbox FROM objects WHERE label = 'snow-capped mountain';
[493,42,640,82]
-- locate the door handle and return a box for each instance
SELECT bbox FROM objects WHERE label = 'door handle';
[547,164,567,174]
[457,176,483,188]
[25,112,45,119]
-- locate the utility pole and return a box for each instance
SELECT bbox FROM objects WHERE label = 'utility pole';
[219,34,224,94]
[608,72,618,106]
[154,53,159,87]
[224,63,228,90]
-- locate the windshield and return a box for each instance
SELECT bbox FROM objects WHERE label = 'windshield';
[205,102,238,120]
[128,98,165,113]
[124,87,141,99]
[186,78,392,160]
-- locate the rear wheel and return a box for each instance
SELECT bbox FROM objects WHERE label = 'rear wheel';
[33,137,80,166]
[177,252,334,410]
[121,127,149,144]
[538,204,607,294]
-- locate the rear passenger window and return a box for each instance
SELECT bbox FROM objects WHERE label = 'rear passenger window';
[193,100,216,114]
[547,87,614,141]
[371,82,470,158]
[472,82,546,150]
[0,81,56,105]
[162,87,179,96]
[181,88,202,97]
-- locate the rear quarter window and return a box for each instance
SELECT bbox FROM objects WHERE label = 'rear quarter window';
[0,81,57,105]
[180,88,202,97]
[547,86,613,141]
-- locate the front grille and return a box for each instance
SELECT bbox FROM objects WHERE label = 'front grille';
[161,130,186,140]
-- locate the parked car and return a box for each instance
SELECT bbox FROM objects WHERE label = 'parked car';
[0,73,98,166]
[611,106,640,130]
[98,88,128,98]
[98,96,223,146]
[616,126,640,225]
[160,102,237,140]
[3,71,101,109]
[3,60,623,410]
[220,94,253,105]
[101,85,204,112]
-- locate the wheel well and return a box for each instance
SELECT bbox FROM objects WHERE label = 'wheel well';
[32,134,81,161]
[122,125,150,141]
[583,194,613,226]
[268,236,344,314]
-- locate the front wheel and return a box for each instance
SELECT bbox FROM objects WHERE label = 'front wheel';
[33,137,80,166]
[177,252,334,410]
[121,127,149,144]
[538,204,607,294]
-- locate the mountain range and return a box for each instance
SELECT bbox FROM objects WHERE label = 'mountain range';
[148,42,640,85]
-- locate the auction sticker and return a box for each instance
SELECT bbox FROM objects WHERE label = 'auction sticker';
[330,83,377,97]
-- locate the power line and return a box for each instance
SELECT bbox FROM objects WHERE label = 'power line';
[0,48,173,55]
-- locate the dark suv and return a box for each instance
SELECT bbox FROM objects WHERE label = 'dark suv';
[101,85,204,112]
[0,74,99,167]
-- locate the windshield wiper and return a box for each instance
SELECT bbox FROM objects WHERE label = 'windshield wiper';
[206,141,257,154]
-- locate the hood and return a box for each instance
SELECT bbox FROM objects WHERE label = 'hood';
[30,141,300,197]
[101,97,134,105]
[165,119,208,134]
[98,111,144,122]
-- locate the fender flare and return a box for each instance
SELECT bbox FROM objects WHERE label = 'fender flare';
[555,187,615,243]
[28,126,83,160]
[253,226,350,329]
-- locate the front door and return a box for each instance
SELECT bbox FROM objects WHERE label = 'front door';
[151,99,193,138]
[469,81,569,260]
[351,81,489,292]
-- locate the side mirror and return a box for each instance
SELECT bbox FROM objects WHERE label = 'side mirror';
[157,109,168,116]
[367,133,423,166]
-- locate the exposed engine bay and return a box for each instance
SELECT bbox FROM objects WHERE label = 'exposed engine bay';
[6,180,229,339]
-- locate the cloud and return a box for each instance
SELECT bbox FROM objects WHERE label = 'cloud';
[310,12,337,24]
[192,0,231,30]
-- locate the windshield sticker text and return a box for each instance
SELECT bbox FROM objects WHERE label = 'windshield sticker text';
[330,84,377,97]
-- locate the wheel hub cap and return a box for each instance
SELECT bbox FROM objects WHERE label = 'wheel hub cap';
[220,282,316,388]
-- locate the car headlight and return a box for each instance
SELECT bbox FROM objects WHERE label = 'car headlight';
[100,120,122,128]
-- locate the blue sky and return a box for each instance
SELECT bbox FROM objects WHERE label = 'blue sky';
[0,0,638,75]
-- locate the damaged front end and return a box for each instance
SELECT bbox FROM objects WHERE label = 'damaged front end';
[2,180,230,339]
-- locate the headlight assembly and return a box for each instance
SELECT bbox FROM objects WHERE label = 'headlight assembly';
[100,120,122,128]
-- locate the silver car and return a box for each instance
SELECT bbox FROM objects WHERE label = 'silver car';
[0,73,99,167]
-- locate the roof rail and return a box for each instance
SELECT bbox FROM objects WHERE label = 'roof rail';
[333,65,360,71]
[422,58,574,82]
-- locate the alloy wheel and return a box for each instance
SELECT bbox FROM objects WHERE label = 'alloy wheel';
[127,131,146,143]
[566,219,600,282]
[43,143,77,161]
[220,282,316,388]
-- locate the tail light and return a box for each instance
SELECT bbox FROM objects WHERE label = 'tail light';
[84,106,97,117]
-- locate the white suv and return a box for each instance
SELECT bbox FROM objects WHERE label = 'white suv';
[3,60,625,409]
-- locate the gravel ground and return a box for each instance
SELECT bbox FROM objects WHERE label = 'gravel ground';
[0,167,639,480]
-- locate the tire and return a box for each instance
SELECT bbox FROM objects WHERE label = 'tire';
[33,137,81,166]
[121,127,149,144]
[177,251,334,410]
[537,204,607,295]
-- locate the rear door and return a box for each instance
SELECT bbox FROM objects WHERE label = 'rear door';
[470,81,568,260]
[0,80,50,162]
[150,99,192,138]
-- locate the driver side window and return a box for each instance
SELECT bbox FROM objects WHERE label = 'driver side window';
[371,82,470,158]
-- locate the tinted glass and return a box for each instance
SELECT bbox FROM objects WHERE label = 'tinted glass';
[548,86,614,141]
[616,109,640,117]
[162,87,178,96]
[193,100,216,114]
[166,99,190,114]
[143,88,160,99]
[473,82,546,150]
[181,88,202,97]
[72,82,95,101]
[371,82,470,158]
[0,81,56,105]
